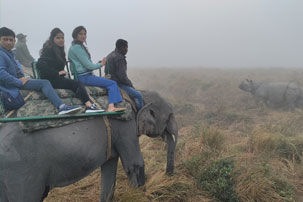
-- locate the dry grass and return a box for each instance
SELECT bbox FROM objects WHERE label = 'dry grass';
[45,67,303,202]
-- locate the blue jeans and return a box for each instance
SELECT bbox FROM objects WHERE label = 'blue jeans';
[78,74,122,104]
[21,79,63,108]
[119,85,143,110]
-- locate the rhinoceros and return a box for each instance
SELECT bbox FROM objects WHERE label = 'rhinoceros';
[239,79,303,108]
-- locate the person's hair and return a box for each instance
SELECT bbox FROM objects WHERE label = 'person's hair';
[115,39,128,49]
[71,25,90,58]
[41,28,66,63]
[0,27,15,39]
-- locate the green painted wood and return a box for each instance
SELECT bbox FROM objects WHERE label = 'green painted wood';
[0,111,124,122]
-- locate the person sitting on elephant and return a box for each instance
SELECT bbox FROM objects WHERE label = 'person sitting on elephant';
[0,27,82,115]
[36,28,104,113]
[68,26,125,112]
[105,39,143,110]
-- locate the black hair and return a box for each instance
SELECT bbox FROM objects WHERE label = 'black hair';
[115,39,128,49]
[41,28,66,63]
[0,27,15,38]
[71,26,91,58]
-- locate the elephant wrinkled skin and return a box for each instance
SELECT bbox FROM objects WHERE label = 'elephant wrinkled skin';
[0,91,178,202]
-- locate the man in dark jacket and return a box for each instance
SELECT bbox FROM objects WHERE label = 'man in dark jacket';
[105,39,143,110]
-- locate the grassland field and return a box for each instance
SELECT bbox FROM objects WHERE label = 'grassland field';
[45,67,303,202]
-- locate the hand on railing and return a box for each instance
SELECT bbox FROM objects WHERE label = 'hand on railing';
[98,57,107,66]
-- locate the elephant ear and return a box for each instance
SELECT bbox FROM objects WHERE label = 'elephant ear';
[136,102,153,136]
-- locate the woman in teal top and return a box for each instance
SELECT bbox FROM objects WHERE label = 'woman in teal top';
[68,26,125,112]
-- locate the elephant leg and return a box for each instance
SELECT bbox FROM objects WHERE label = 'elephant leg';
[117,139,145,188]
[4,172,46,202]
[101,157,119,202]
[0,182,9,202]
[128,163,145,188]
[120,150,145,188]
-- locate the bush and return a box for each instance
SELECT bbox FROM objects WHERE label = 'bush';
[184,151,212,176]
[272,178,295,200]
[197,158,240,202]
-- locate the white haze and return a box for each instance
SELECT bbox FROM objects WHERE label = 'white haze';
[0,0,302,68]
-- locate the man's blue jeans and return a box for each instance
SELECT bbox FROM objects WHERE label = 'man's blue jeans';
[119,85,143,110]
[21,79,63,108]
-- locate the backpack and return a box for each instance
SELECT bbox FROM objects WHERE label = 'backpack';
[0,90,25,111]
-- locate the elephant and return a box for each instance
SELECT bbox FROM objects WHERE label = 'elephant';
[239,79,303,109]
[0,90,178,202]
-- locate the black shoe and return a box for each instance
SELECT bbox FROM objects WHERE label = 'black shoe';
[85,104,105,113]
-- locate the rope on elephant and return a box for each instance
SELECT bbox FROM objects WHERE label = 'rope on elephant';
[86,87,112,160]
[103,116,112,160]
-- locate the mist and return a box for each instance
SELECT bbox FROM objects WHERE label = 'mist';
[1,0,302,68]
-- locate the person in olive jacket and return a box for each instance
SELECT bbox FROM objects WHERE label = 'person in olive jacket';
[36,28,103,113]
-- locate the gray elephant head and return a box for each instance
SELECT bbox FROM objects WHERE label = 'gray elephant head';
[137,91,178,175]
[239,79,254,92]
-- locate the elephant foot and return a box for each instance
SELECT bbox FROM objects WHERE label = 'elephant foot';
[127,164,145,187]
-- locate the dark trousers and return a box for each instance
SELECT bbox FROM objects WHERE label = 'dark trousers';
[119,84,143,110]
[49,77,90,104]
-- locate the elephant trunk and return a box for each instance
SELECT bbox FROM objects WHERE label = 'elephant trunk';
[165,114,178,175]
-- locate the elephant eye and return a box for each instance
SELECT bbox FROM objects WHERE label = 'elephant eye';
[150,110,155,118]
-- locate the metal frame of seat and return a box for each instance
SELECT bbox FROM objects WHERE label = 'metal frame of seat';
[31,61,40,79]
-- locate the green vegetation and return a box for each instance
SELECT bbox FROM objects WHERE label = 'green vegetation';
[198,158,239,202]
[272,178,295,200]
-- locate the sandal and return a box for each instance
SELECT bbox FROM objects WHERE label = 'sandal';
[107,107,126,112]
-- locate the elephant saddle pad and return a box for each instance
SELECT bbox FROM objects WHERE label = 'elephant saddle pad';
[11,87,133,133]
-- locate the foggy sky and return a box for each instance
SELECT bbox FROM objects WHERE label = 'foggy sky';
[0,0,302,68]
